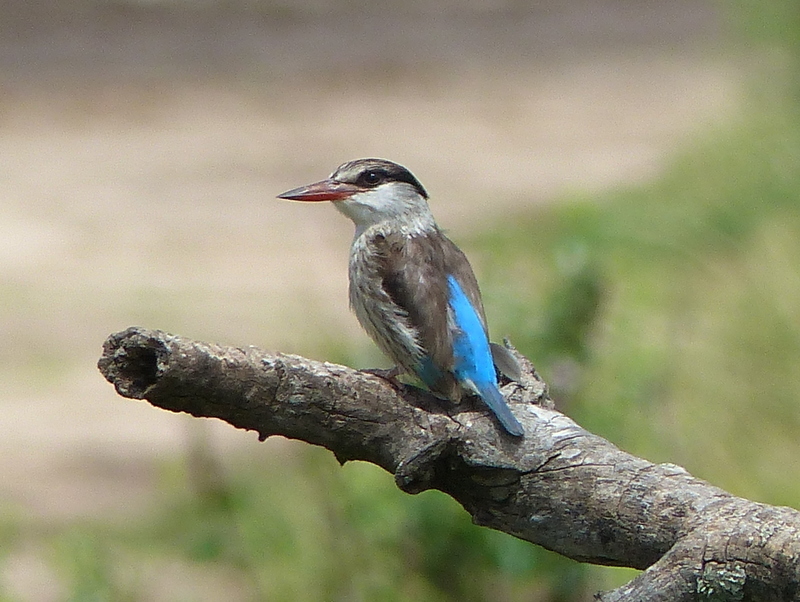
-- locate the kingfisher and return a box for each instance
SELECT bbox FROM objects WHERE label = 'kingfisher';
[278,158,524,437]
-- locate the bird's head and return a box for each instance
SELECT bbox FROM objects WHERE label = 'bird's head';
[278,158,434,233]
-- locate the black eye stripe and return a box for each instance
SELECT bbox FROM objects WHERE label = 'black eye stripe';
[384,168,428,198]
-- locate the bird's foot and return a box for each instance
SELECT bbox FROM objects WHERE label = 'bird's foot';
[362,366,404,390]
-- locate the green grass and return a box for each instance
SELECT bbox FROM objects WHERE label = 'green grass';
[4,445,602,601]
[477,105,800,508]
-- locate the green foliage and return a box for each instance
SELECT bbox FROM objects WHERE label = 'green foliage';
[129,446,595,601]
[480,101,800,497]
[52,527,137,602]
[724,0,800,103]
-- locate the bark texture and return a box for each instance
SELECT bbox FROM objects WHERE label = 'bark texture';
[98,327,800,601]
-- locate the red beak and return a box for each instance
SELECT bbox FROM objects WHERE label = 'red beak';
[277,178,361,202]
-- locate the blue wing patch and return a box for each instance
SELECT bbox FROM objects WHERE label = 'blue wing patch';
[447,275,496,385]
[447,276,524,436]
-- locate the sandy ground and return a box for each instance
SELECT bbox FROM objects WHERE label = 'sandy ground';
[0,1,742,594]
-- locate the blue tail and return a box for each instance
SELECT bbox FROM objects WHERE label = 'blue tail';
[473,380,524,437]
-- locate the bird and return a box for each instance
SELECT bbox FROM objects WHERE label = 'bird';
[277,158,524,437]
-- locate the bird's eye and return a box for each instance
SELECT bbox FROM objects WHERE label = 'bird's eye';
[359,170,383,186]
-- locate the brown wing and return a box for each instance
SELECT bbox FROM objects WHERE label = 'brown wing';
[437,234,489,331]
[373,228,487,398]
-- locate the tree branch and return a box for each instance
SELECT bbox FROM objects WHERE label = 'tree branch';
[98,327,800,601]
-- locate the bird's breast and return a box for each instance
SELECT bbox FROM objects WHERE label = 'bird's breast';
[347,232,424,373]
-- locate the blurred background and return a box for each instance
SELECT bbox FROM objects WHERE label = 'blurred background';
[1,0,799,599]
